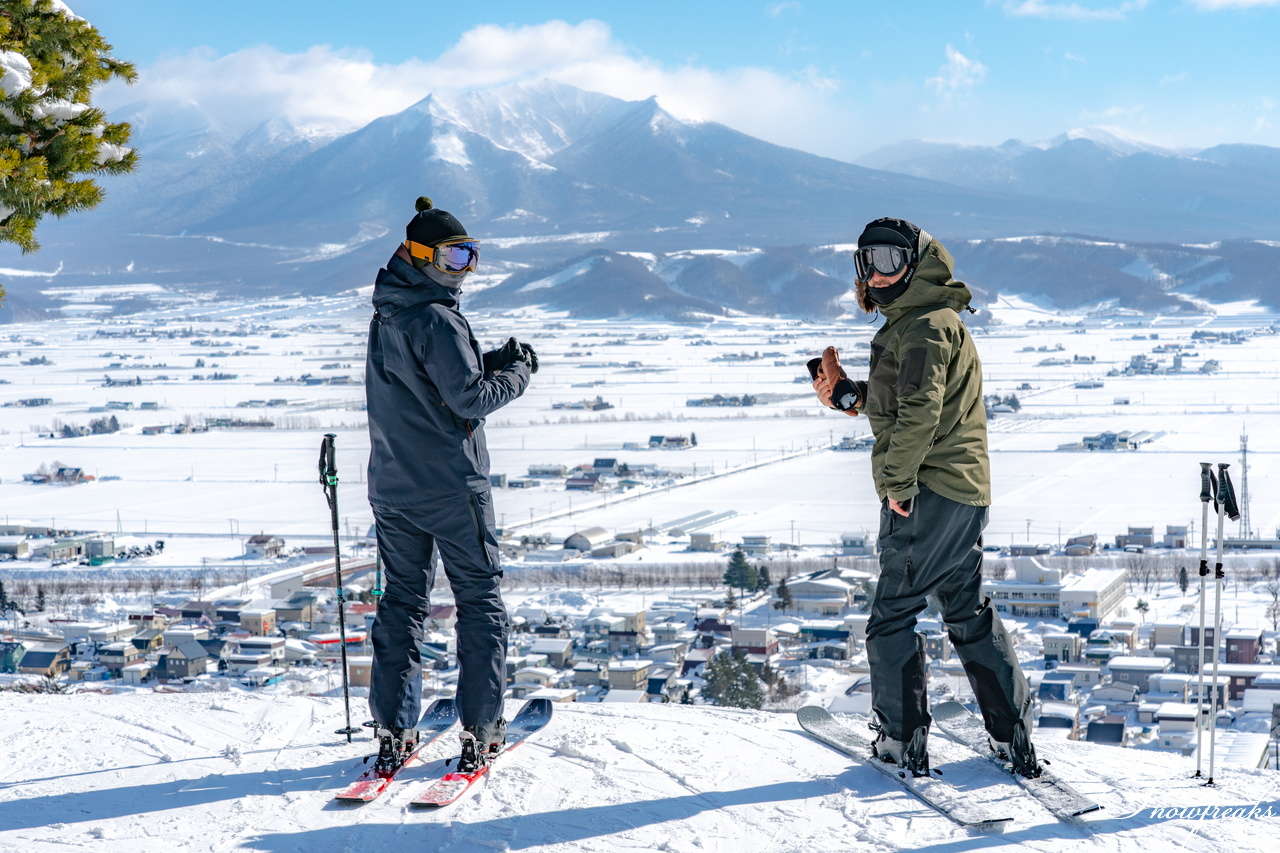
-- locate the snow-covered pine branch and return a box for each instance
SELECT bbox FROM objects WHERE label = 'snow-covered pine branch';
[0,0,136,255]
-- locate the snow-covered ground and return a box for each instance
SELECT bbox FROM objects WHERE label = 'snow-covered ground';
[3,692,1279,853]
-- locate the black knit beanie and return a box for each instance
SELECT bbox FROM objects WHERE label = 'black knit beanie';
[406,196,468,246]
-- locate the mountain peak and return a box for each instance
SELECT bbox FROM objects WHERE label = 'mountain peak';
[418,79,636,160]
[1037,126,1172,157]
[235,115,343,155]
[616,95,689,136]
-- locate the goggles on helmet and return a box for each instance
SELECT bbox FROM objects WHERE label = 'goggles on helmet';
[854,244,912,282]
[405,237,480,275]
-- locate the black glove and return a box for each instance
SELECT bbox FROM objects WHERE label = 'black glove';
[519,342,538,374]
[830,377,859,411]
[484,337,537,375]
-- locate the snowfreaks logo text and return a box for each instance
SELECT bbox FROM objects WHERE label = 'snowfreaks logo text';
[1121,803,1278,821]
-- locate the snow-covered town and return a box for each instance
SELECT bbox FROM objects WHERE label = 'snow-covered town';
[2,540,1278,760]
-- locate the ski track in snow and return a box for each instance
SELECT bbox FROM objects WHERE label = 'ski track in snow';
[2,694,1279,852]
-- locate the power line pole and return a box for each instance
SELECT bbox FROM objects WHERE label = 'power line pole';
[1240,429,1252,539]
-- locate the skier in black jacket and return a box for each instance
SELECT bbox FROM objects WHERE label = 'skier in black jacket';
[365,196,534,773]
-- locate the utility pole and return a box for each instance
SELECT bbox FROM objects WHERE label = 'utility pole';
[1239,429,1252,539]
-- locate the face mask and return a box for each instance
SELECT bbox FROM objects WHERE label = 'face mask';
[419,262,468,289]
[867,276,911,306]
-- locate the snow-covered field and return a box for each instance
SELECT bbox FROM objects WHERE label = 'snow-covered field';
[3,692,1279,853]
[2,289,1278,554]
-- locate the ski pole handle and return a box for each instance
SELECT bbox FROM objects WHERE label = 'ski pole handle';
[319,433,338,486]
[1217,463,1240,522]
[1200,462,1214,504]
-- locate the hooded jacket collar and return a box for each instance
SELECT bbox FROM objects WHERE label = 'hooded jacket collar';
[372,251,460,320]
[876,238,973,323]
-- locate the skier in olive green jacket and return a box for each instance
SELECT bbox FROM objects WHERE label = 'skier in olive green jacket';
[812,217,1037,779]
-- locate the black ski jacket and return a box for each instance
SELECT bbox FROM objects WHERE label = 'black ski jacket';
[366,253,530,509]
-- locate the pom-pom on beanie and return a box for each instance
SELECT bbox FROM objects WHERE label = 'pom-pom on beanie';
[406,196,468,246]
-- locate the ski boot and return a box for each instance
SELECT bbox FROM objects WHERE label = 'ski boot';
[871,723,931,777]
[991,722,1042,779]
[456,719,506,773]
[372,725,418,775]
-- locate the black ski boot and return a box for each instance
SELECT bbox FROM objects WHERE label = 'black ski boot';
[373,725,418,775]
[871,723,931,777]
[991,723,1041,779]
[457,719,506,773]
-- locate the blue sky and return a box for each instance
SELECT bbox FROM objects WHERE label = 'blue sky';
[72,0,1280,160]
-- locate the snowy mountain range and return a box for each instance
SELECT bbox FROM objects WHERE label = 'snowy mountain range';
[855,128,1280,233]
[5,80,1280,321]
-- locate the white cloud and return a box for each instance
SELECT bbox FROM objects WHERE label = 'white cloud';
[926,46,987,95]
[97,20,848,157]
[1000,0,1152,21]
[1160,71,1188,85]
[98,44,432,138]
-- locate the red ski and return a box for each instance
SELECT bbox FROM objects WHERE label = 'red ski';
[333,698,458,803]
[410,698,553,807]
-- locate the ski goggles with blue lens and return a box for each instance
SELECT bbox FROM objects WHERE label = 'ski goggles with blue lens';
[405,238,481,274]
[854,244,912,282]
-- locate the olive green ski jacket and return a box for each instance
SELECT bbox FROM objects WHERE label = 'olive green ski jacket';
[852,238,991,506]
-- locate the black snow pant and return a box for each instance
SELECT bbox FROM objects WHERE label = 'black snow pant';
[369,492,508,735]
[866,485,1032,744]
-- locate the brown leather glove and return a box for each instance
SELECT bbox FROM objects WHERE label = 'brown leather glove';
[819,346,859,416]
[810,357,833,407]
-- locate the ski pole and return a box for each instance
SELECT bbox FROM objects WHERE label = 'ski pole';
[1206,462,1241,786]
[319,433,360,743]
[368,548,383,656]
[1193,462,1216,779]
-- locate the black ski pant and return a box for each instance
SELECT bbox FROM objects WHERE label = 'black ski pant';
[369,492,508,735]
[866,485,1032,743]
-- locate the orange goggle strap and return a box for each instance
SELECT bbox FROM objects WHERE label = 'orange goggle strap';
[404,238,480,261]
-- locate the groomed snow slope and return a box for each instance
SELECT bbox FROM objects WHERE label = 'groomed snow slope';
[3,693,1278,852]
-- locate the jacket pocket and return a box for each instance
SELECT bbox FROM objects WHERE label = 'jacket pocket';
[869,342,886,377]
[467,491,502,574]
[896,347,928,396]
